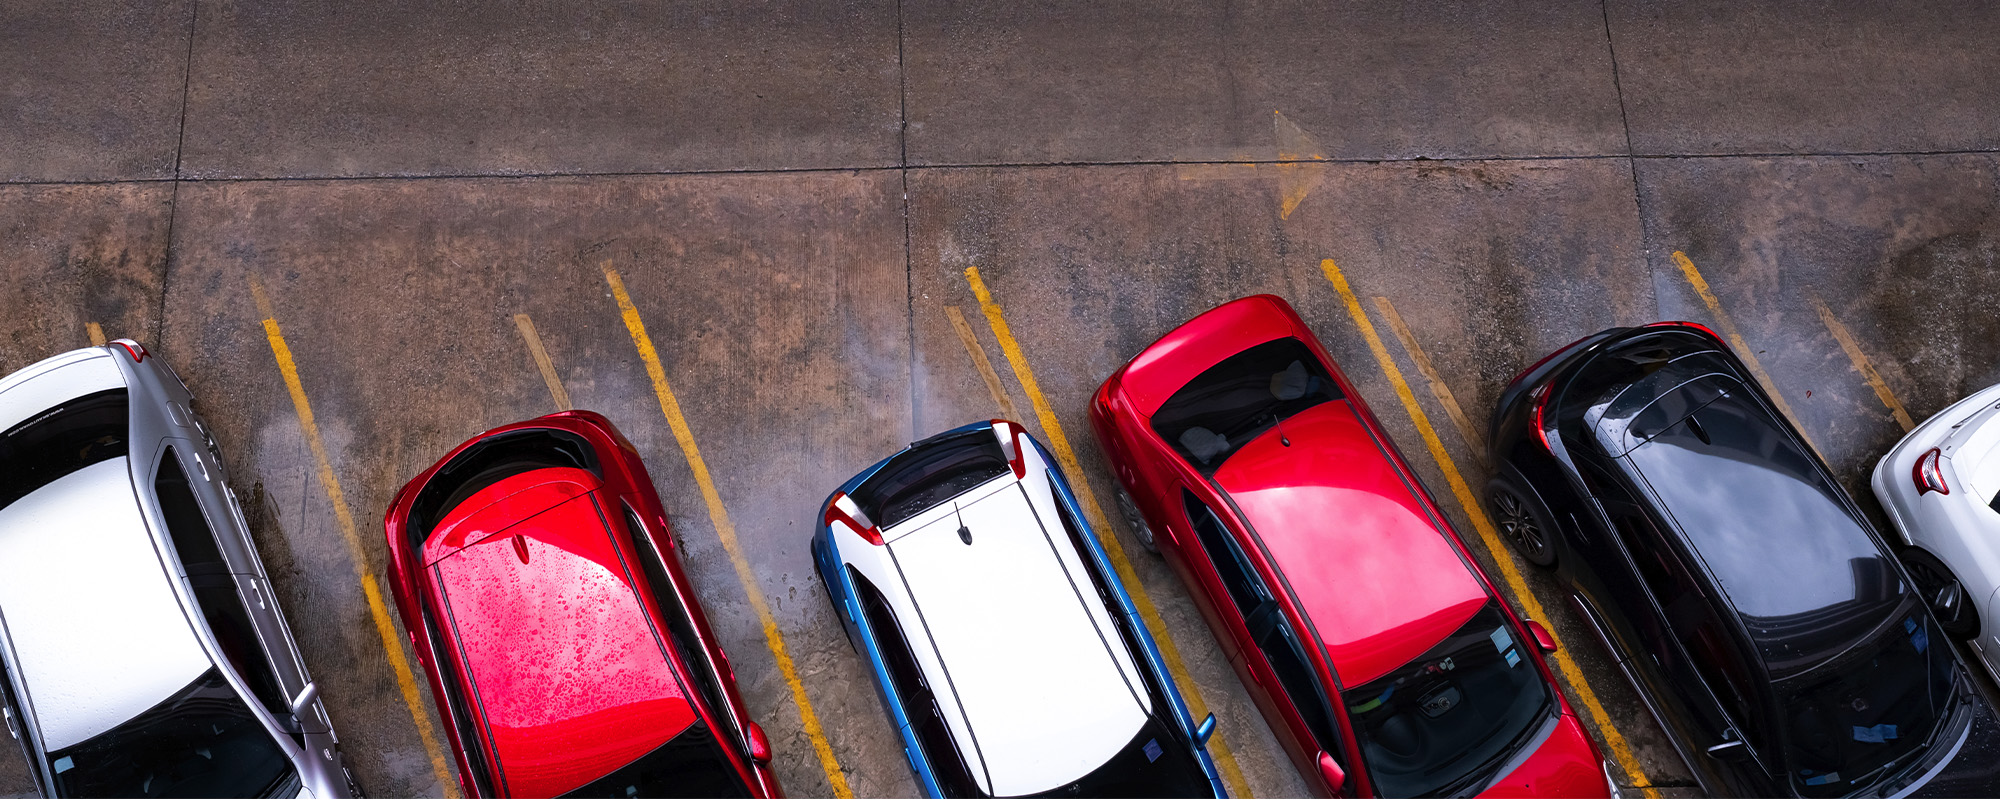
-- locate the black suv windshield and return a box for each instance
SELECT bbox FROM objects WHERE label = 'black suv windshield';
[0,388,128,512]
[1342,601,1553,797]
[1777,610,1955,797]
[1026,714,1213,798]
[1151,338,1341,474]
[49,667,296,798]
[561,718,752,798]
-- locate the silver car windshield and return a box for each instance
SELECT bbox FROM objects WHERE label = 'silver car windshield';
[47,667,297,798]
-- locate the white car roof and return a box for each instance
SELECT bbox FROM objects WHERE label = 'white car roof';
[0,458,211,750]
[0,349,125,433]
[882,474,1150,797]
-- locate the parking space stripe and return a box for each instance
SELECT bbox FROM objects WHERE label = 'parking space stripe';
[247,278,462,798]
[1809,294,1916,431]
[602,266,853,798]
[946,305,1023,422]
[1318,260,1657,797]
[86,322,106,346]
[963,266,1254,798]
[1669,252,1825,458]
[511,312,573,411]
[1371,296,1487,468]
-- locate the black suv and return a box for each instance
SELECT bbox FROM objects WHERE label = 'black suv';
[1484,321,2000,797]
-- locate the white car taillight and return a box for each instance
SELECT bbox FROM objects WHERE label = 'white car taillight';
[992,419,1028,479]
[1914,447,1950,495]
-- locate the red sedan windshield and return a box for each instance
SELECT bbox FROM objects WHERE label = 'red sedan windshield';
[1340,601,1552,797]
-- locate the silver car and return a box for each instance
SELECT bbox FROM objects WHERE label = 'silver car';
[0,340,356,798]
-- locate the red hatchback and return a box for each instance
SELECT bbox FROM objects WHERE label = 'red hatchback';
[1090,296,1610,798]
[384,411,781,798]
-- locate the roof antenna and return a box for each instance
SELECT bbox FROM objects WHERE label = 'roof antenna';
[1275,413,1292,447]
[955,502,973,545]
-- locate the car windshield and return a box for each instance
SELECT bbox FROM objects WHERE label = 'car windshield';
[1341,601,1553,798]
[0,388,127,512]
[560,718,752,798]
[1024,714,1213,798]
[1150,338,1341,474]
[48,667,296,798]
[1776,609,1955,797]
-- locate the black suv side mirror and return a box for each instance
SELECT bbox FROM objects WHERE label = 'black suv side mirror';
[1705,732,1751,763]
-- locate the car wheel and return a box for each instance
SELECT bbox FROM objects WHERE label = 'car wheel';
[1115,488,1159,554]
[1901,546,1979,639]
[1486,477,1558,568]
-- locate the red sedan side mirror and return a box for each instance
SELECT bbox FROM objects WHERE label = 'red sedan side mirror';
[747,722,772,765]
[1317,751,1346,793]
[1528,620,1559,654]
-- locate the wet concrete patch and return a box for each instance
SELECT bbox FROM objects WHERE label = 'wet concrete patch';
[0,183,172,372]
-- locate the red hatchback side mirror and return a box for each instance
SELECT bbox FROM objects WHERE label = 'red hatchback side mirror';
[747,722,772,765]
[1528,620,1559,654]
[1317,751,1346,793]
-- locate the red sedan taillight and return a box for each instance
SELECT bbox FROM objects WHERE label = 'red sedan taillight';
[827,492,883,545]
[1914,448,1950,495]
[1530,383,1553,452]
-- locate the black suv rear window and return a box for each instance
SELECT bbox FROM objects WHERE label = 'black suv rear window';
[851,429,1008,530]
[0,389,128,512]
[1151,338,1340,474]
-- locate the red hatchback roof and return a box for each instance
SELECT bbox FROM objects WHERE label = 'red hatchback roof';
[1213,400,1490,687]
[428,468,697,798]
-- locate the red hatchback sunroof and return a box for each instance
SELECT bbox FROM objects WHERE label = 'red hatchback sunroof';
[427,469,697,797]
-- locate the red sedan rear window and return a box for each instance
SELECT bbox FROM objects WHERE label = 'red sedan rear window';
[1150,338,1340,474]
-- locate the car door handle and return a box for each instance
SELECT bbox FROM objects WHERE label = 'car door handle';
[250,579,269,610]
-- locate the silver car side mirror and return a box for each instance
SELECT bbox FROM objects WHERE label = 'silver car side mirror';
[290,682,320,716]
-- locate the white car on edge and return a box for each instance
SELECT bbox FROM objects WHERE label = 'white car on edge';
[0,341,356,798]
[1874,380,2000,680]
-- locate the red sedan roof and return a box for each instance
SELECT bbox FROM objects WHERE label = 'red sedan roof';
[1213,401,1489,687]
[428,468,696,797]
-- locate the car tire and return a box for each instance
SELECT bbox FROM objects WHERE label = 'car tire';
[1901,546,1979,640]
[1486,476,1558,568]
[1114,487,1159,554]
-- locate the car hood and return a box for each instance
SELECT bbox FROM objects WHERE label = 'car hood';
[1475,713,1606,798]
[429,484,696,797]
[1215,400,1489,687]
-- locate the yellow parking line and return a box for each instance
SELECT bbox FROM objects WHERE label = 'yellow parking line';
[945,305,1023,421]
[1669,252,1824,458]
[603,265,853,798]
[512,313,574,411]
[86,322,106,346]
[963,266,1253,798]
[1371,296,1486,468]
[1319,260,1657,798]
[247,278,461,798]
[1809,295,1915,432]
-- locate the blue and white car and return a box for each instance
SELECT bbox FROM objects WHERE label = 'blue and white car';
[813,420,1226,798]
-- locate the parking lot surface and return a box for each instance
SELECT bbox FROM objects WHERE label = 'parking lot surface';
[5,1,2000,797]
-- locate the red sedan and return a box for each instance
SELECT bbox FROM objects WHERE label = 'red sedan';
[384,411,780,798]
[1090,296,1610,798]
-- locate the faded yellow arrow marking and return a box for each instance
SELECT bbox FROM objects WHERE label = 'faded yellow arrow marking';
[1177,110,1328,220]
